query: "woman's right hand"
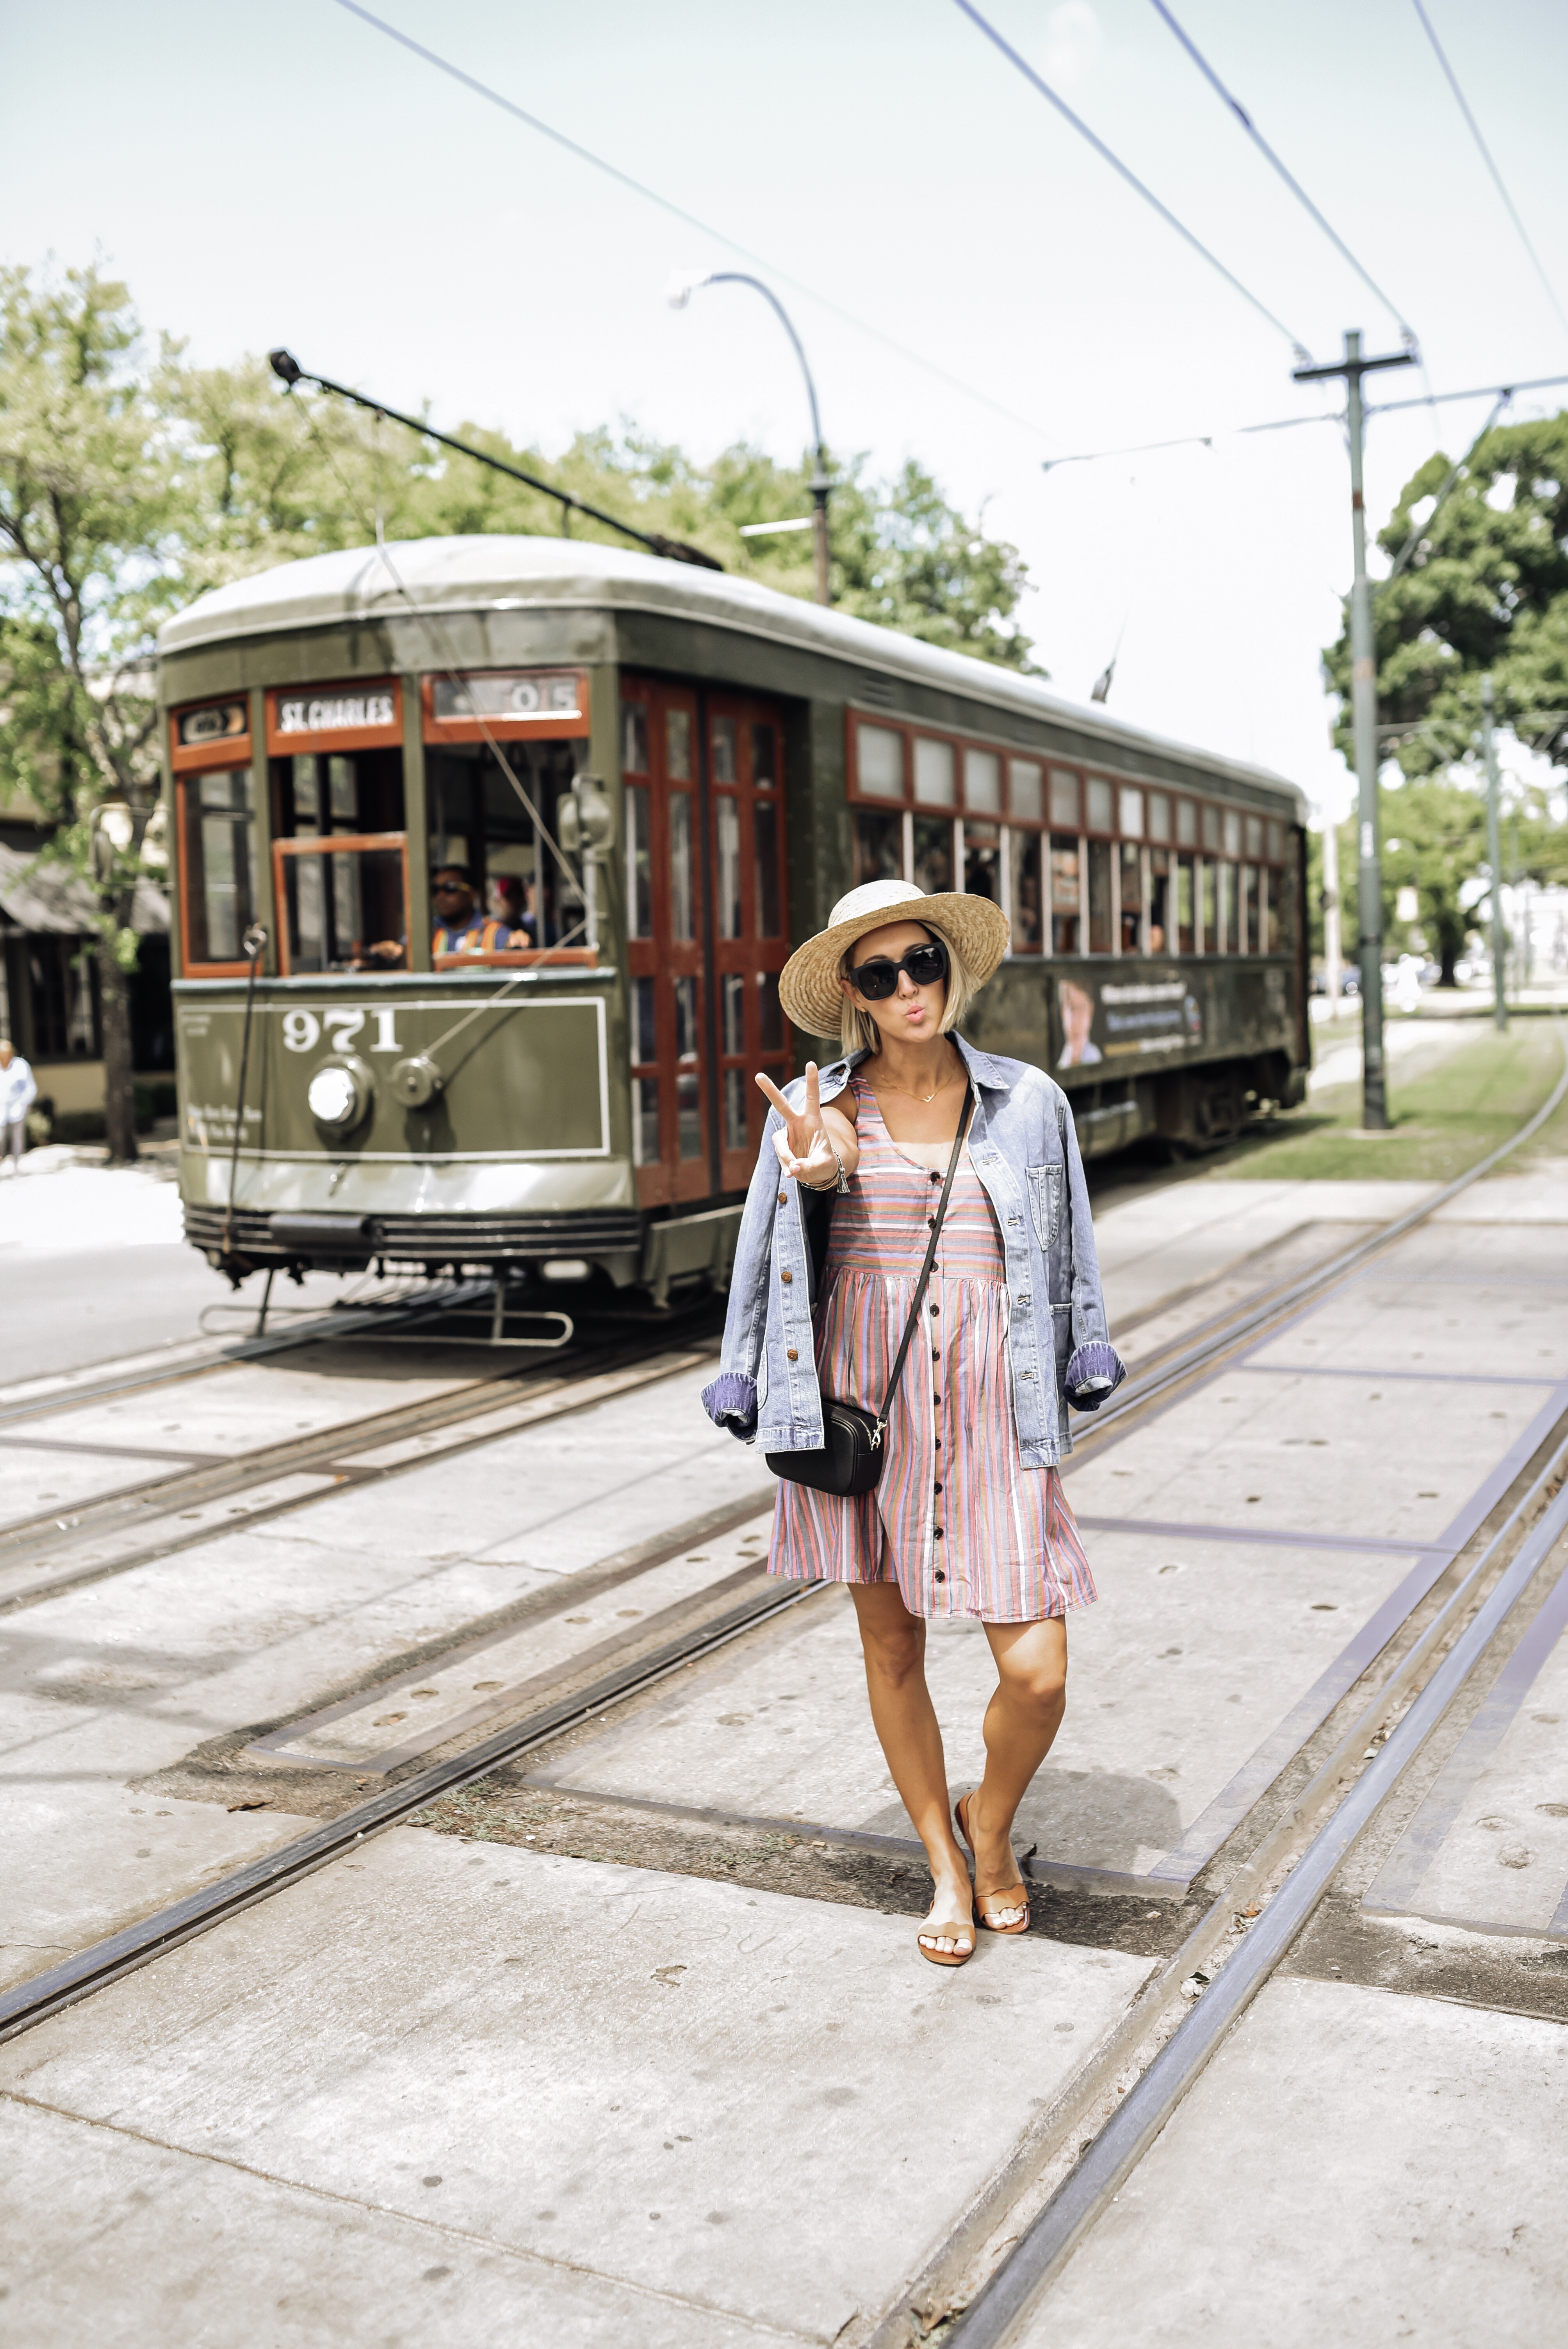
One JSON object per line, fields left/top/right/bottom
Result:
{"left": 756, "top": 1062, "right": 839, "bottom": 1189}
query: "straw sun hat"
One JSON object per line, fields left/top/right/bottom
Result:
{"left": 777, "top": 879, "right": 1010, "bottom": 1041}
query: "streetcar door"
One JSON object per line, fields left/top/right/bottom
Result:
{"left": 620, "top": 679, "right": 790, "bottom": 1207}
{"left": 707, "top": 695, "right": 789, "bottom": 1193}
{"left": 621, "top": 682, "right": 708, "bottom": 1207}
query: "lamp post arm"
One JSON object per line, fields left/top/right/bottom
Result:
{"left": 706, "top": 273, "right": 825, "bottom": 462}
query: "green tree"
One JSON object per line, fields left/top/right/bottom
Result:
{"left": 0, "top": 263, "right": 177, "bottom": 1160}
{"left": 1320, "top": 413, "right": 1568, "bottom": 977}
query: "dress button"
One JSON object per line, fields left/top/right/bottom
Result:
{"left": 928, "top": 1216, "right": 937, "bottom": 1230}
{"left": 929, "top": 1171, "right": 942, "bottom": 1185}
{"left": 931, "top": 1346, "right": 940, "bottom": 1361}
{"left": 934, "top": 1482, "right": 943, "bottom": 1495}
{"left": 778, "top": 1192, "right": 787, "bottom": 1205}
{"left": 935, "top": 1569, "right": 946, "bottom": 1583}
{"left": 786, "top": 1347, "right": 798, "bottom": 1361}
{"left": 934, "top": 1526, "right": 944, "bottom": 1540}
{"left": 929, "top": 1301, "right": 939, "bottom": 1315}
{"left": 780, "top": 1269, "right": 792, "bottom": 1283}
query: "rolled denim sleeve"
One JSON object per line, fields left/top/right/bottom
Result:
{"left": 1058, "top": 1090, "right": 1126, "bottom": 1410}
{"left": 701, "top": 1108, "right": 784, "bottom": 1440}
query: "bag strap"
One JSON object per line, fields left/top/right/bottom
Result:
{"left": 872, "top": 1085, "right": 976, "bottom": 1446}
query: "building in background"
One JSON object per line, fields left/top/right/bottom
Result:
{"left": 0, "top": 794, "right": 171, "bottom": 1144}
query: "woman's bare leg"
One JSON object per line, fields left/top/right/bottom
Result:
{"left": 964, "top": 1618, "right": 1069, "bottom": 1927}
{"left": 849, "top": 1583, "right": 973, "bottom": 1955}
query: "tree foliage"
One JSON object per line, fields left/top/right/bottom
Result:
{"left": 1319, "top": 412, "right": 1568, "bottom": 977}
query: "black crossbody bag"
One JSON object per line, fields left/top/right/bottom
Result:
{"left": 766, "top": 1088, "right": 975, "bottom": 1498}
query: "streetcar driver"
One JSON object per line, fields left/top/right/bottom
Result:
{"left": 430, "top": 864, "right": 512, "bottom": 957}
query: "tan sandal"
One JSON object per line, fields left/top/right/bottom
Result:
{"left": 954, "top": 1793, "right": 1031, "bottom": 1936}
{"left": 917, "top": 1915, "right": 975, "bottom": 1967}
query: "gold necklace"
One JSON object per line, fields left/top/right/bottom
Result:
{"left": 875, "top": 1059, "right": 959, "bottom": 1107}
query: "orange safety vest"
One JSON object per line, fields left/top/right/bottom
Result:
{"left": 432, "top": 916, "right": 509, "bottom": 956}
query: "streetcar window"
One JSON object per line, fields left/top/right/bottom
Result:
{"left": 855, "top": 722, "right": 905, "bottom": 800}
{"left": 275, "top": 749, "right": 403, "bottom": 837}
{"left": 1120, "top": 843, "right": 1143, "bottom": 954}
{"left": 1118, "top": 786, "right": 1144, "bottom": 839}
{"left": 1176, "top": 855, "right": 1196, "bottom": 955}
{"left": 1149, "top": 848, "right": 1170, "bottom": 955}
{"left": 751, "top": 722, "right": 777, "bottom": 787}
{"left": 625, "top": 786, "right": 653, "bottom": 937}
{"left": 666, "top": 708, "right": 693, "bottom": 782}
{"left": 964, "top": 749, "right": 1001, "bottom": 814}
{"left": 1147, "top": 791, "right": 1171, "bottom": 845}
{"left": 1266, "top": 820, "right": 1285, "bottom": 864}
{"left": 1201, "top": 803, "right": 1222, "bottom": 854}
{"left": 1087, "top": 839, "right": 1113, "bottom": 952}
{"left": 1245, "top": 814, "right": 1263, "bottom": 859}
{"left": 1175, "top": 797, "right": 1197, "bottom": 850}
{"left": 1223, "top": 808, "right": 1242, "bottom": 859}
{"left": 623, "top": 702, "right": 650, "bottom": 775}
{"left": 1242, "top": 866, "right": 1259, "bottom": 953}
{"left": 1199, "top": 860, "right": 1218, "bottom": 952}
{"left": 278, "top": 843, "right": 406, "bottom": 975}
{"left": 674, "top": 976, "right": 702, "bottom": 1159}
{"left": 1087, "top": 778, "right": 1114, "bottom": 835}
{"left": 964, "top": 822, "right": 1001, "bottom": 904}
{"left": 428, "top": 739, "right": 586, "bottom": 957}
{"left": 632, "top": 1076, "right": 660, "bottom": 1168}
{"left": 716, "top": 797, "right": 743, "bottom": 939}
{"left": 853, "top": 808, "right": 904, "bottom": 886}
{"left": 633, "top": 973, "right": 658, "bottom": 1064}
{"left": 1010, "top": 759, "right": 1044, "bottom": 823}
{"left": 914, "top": 738, "right": 956, "bottom": 809}
{"left": 721, "top": 971, "right": 745, "bottom": 1057}
{"left": 1050, "top": 836, "right": 1081, "bottom": 956}
{"left": 711, "top": 715, "right": 738, "bottom": 784}
{"left": 1223, "top": 863, "right": 1241, "bottom": 952}
{"left": 1010, "top": 829, "right": 1043, "bottom": 953}
{"left": 668, "top": 792, "right": 695, "bottom": 940}
{"left": 1260, "top": 869, "right": 1278, "bottom": 954}
{"left": 754, "top": 800, "right": 781, "bottom": 936}
{"left": 913, "top": 815, "right": 954, "bottom": 894}
{"left": 1048, "top": 768, "right": 1080, "bottom": 829}
{"left": 757, "top": 973, "right": 784, "bottom": 1055}
{"left": 182, "top": 770, "right": 258, "bottom": 968}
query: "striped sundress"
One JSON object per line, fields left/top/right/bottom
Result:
{"left": 770, "top": 1075, "right": 1096, "bottom": 1623}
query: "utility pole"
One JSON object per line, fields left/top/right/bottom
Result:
{"left": 1294, "top": 331, "right": 1415, "bottom": 1128}
{"left": 1320, "top": 809, "right": 1343, "bottom": 1008}
{"left": 1481, "top": 674, "right": 1507, "bottom": 1032}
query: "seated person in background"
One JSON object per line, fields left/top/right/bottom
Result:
{"left": 431, "top": 864, "right": 511, "bottom": 957}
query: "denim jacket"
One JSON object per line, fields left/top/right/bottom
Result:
{"left": 700, "top": 1035, "right": 1125, "bottom": 1466}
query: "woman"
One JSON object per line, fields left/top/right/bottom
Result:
{"left": 702, "top": 878, "right": 1124, "bottom": 1967}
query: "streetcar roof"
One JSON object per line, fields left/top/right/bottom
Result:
{"left": 160, "top": 534, "right": 1305, "bottom": 813}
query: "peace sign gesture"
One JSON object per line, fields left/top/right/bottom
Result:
{"left": 756, "top": 1061, "right": 842, "bottom": 1189}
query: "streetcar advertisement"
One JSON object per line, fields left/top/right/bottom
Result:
{"left": 1056, "top": 971, "right": 1203, "bottom": 1068}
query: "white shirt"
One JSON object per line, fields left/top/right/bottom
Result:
{"left": 1, "top": 1055, "right": 37, "bottom": 1123}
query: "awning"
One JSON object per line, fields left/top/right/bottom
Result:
{"left": 0, "top": 843, "right": 169, "bottom": 936}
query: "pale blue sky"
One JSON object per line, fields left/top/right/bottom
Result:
{"left": 5, "top": 0, "right": 1566, "bottom": 814}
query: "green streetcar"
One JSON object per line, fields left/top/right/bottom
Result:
{"left": 160, "top": 534, "right": 1308, "bottom": 1310}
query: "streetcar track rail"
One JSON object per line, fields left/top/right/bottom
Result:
{"left": 0, "top": 1342, "right": 718, "bottom": 1615}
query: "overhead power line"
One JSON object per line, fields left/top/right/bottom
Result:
{"left": 949, "top": 0, "right": 1313, "bottom": 360}
{"left": 1148, "top": 0, "right": 1417, "bottom": 346}
{"left": 1041, "top": 410, "right": 1340, "bottom": 472}
{"left": 332, "top": 0, "right": 1055, "bottom": 442}
{"left": 1042, "top": 371, "right": 1568, "bottom": 473}
{"left": 1409, "top": 0, "right": 1568, "bottom": 345}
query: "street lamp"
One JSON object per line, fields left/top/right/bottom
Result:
{"left": 667, "top": 271, "right": 834, "bottom": 605}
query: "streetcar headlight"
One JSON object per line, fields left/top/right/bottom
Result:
{"left": 307, "top": 1059, "right": 371, "bottom": 1132}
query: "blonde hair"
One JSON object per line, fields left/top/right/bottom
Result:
{"left": 838, "top": 923, "right": 976, "bottom": 1057}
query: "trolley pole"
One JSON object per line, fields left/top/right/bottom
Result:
{"left": 1294, "top": 330, "right": 1415, "bottom": 1130}
{"left": 1481, "top": 673, "right": 1508, "bottom": 1032}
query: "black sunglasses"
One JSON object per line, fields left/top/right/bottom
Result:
{"left": 432, "top": 880, "right": 470, "bottom": 895}
{"left": 847, "top": 939, "right": 949, "bottom": 1000}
